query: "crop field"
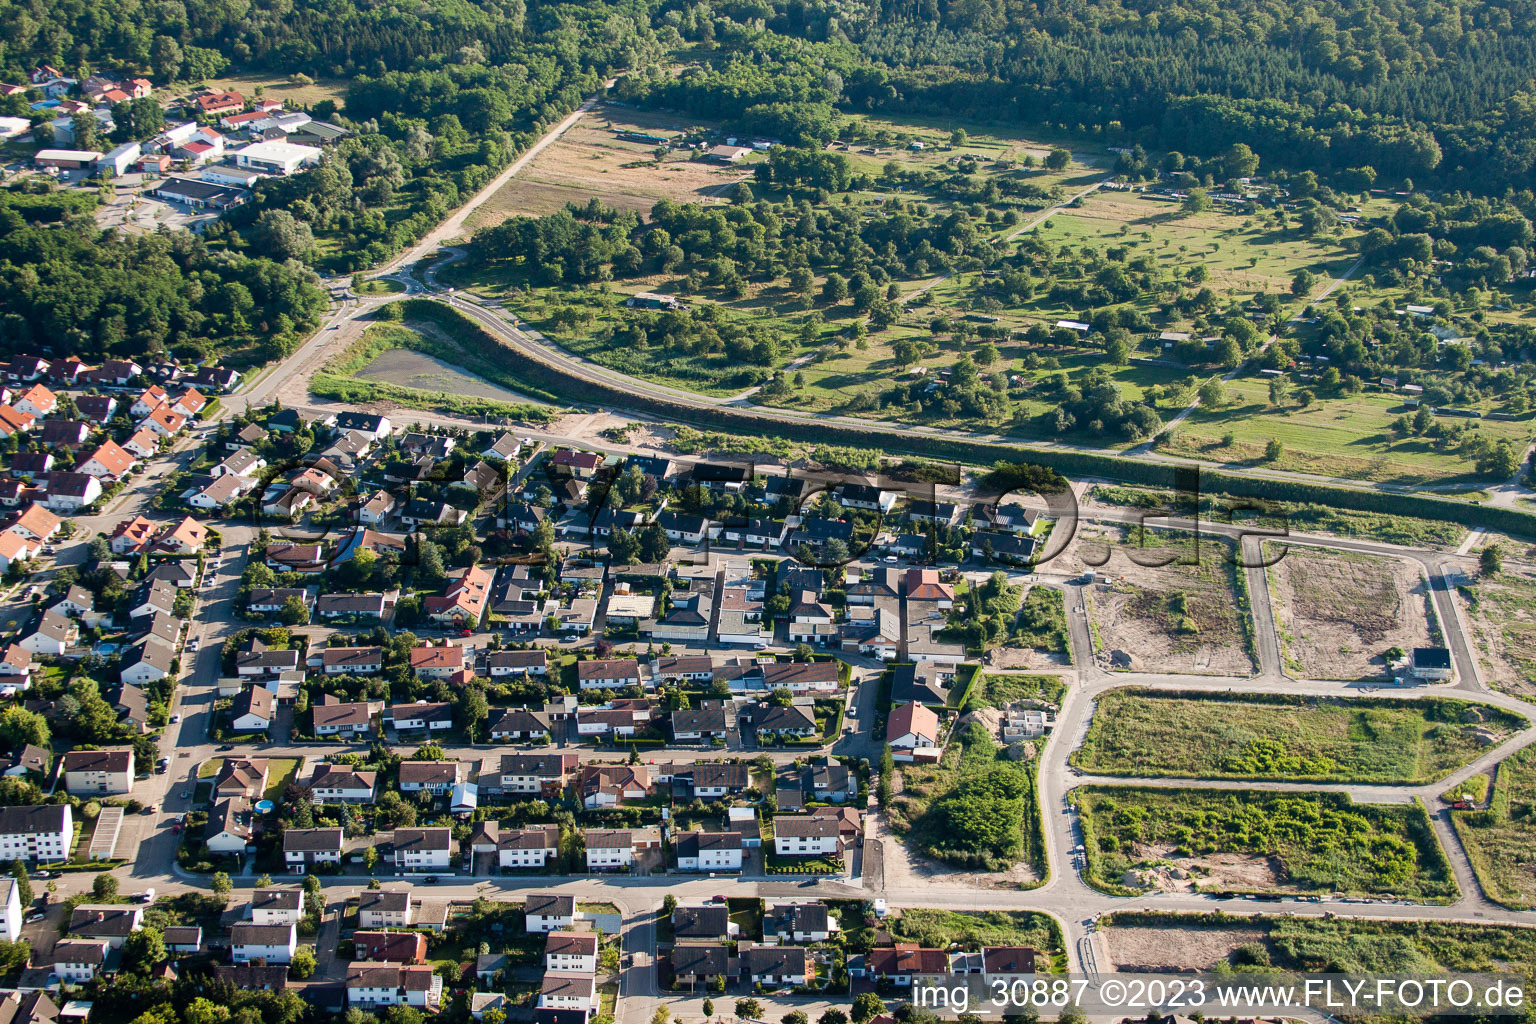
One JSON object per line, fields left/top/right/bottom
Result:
{"left": 1453, "top": 745, "right": 1536, "bottom": 909}
{"left": 1074, "top": 689, "right": 1520, "bottom": 783}
{"left": 1063, "top": 526, "right": 1256, "bottom": 676}
{"left": 1105, "top": 910, "right": 1536, "bottom": 978}
{"left": 1460, "top": 565, "right": 1536, "bottom": 698}
{"left": 1166, "top": 376, "right": 1535, "bottom": 486}
{"left": 466, "top": 104, "right": 753, "bottom": 232}
{"left": 1076, "top": 786, "right": 1458, "bottom": 901}
{"left": 1265, "top": 544, "right": 1434, "bottom": 679}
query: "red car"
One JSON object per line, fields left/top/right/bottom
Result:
{"left": 457, "top": 629, "right": 472, "bottom": 637}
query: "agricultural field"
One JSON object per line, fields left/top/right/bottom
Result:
{"left": 1453, "top": 745, "right": 1536, "bottom": 909}
{"left": 1459, "top": 565, "right": 1536, "bottom": 698}
{"left": 1076, "top": 786, "right": 1458, "bottom": 901}
{"left": 466, "top": 104, "right": 755, "bottom": 232}
{"left": 1105, "top": 911, "right": 1536, "bottom": 978}
{"left": 1074, "top": 689, "right": 1521, "bottom": 783}
{"left": 1064, "top": 526, "right": 1256, "bottom": 676}
{"left": 1264, "top": 543, "right": 1435, "bottom": 679}
{"left": 1165, "top": 375, "right": 1534, "bottom": 486}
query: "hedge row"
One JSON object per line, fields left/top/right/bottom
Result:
{"left": 407, "top": 299, "right": 1536, "bottom": 539}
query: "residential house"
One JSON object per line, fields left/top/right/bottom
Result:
{"left": 354, "top": 931, "right": 429, "bottom": 965}
{"left": 888, "top": 702, "right": 941, "bottom": 757}
{"left": 61, "top": 748, "right": 134, "bottom": 794}
{"left": 677, "top": 762, "right": 748, "bottom": 798}
{"left": 306, "top": 764, "right": 377, "bottom": 804}
{"left": 319, "top": 647, "right": 383, "bottom": 676}
{"left": 742, "top": 945, "right": 808, "bottom": 988}
{"left": 578, "top": 764, "right": 653, "bottom": 808}
{"left": 387, "top": 701, "right": 455, "bottom": 733}
{"left": 584, "top": 827, "right": 660, "bottom": 871}
{"left": 250, "top": 889, "right": 303, "bottom": 927}
{"left": 487, "top": 707, "right": 551, "bottom": 742}
{"left": 766, "top": 902, "right": 834, "bottom": 943}
{"left": 672, "top": 905, "right": 735, "bottom": 941}
{"left": 230, "top": 685, "right": 274, "bottom": 732}
{"left": 869, "top": 944, "right": 949, "bottom": 986}
{"left": 0, "top": 803, "right": 72, "bottom": 861}
{"left": 545, "top": 931, "right": 599, "bottom": 974}
{"left": 497, "top": 824, "right": 560, "bottom": 870}
{"left": 398, "top": 760, "right": 464, "bottom": 795}
{"left": 69, "top": 904, "right": 143, "bottom": 948}
{"left": 773, "top": 816, "right": 843, "bottom": 858}
{"left": 392, "top": 827, "right": 453, "bottom": 871}
{"left": 51, "top": 940, "right": 110, "bottom": 983}
{"left": 576, "top": 658, "right": 642, "bottom": 691}
{"left": 513, "top": 895, "right": 575, "bottom": 938}
{"left": 671, "top": 944, "right": 730, "bottom": 986}
{"left": 669, "top": 702, "right": 732, "bottom": 743}
{"left": 409, "top": 644, "right": 469, "bottom": 680}
{"left": 752, "top": 703, "right": 818, "bottom": 741}
{"left": 316, "top": 593, "right": 387, "bottom": 620}
{"left": 283, "top": 827, "right": 343, "bottom": 872}
{"left": 230, "top": 927, "right": 296, "bottom": 964}
{"left": 675, "top": 830, "right": 744, "bottom": 872}
{"left": 358, "top": 890, "right": 414, "bottom": 929}
{"left": 346, "top": 963, "right": 442, "bottom": 1010}
{"left": 43, "top": 472, "right": 101, "bottom": 512}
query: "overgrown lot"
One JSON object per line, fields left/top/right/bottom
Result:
{"left": 1076, "top": 786, "right": 1458, "bottom": 901}
{"left": 887, "top": 721, "right": 1043, "bottom": 874}
{"left": 1453, "top": 745, "right": 1536, "bottom": 909}
{"left": 1074, "top": 689, "right": 1521, "bottom": 783}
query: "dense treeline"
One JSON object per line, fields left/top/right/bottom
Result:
{"left": 617, "top": 0, "right": 1536, "bottom": 194}
{"left": 472, "top": 188, "right": 1005, "bottom": 290}
{"left": 0, "top": 0, "right": 652, "bottom": 84}
{"left": 0, "top": 196, "right": 326, "bottom": 364}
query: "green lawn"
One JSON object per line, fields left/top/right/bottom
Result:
{"left": 1074, "top": 689, "right": 1523, "bottom": 783}
{"left": 1077, "top": 786, "right": 1458, "bottom": 901}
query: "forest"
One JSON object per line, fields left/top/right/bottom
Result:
{"left": 620, "top": 0, "right": 1536, "bottom": 195}
{"left": 0, "top": 193, "right": 327, "bottom": 365}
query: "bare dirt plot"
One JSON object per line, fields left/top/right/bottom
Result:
{"left": 1058, "top": 525, "right": 1256, "bottom": 676}
{"left": 1106, "top": 922, "right": 1266, "bottom": 972}
{"left": 466, "top": 105, "right": 750, "bottom": 231}
{"left": 1459, "top": 562, "right": 1536, "bottom": 698}
{"left": 1121, "top": 843, "right": 1284, "bottom": 893}
{"left": 357, "top": 348, "right": 529, "bottom": 403}
{"left": 1265, "top": 544, "right": 1432, "bottom": 680}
